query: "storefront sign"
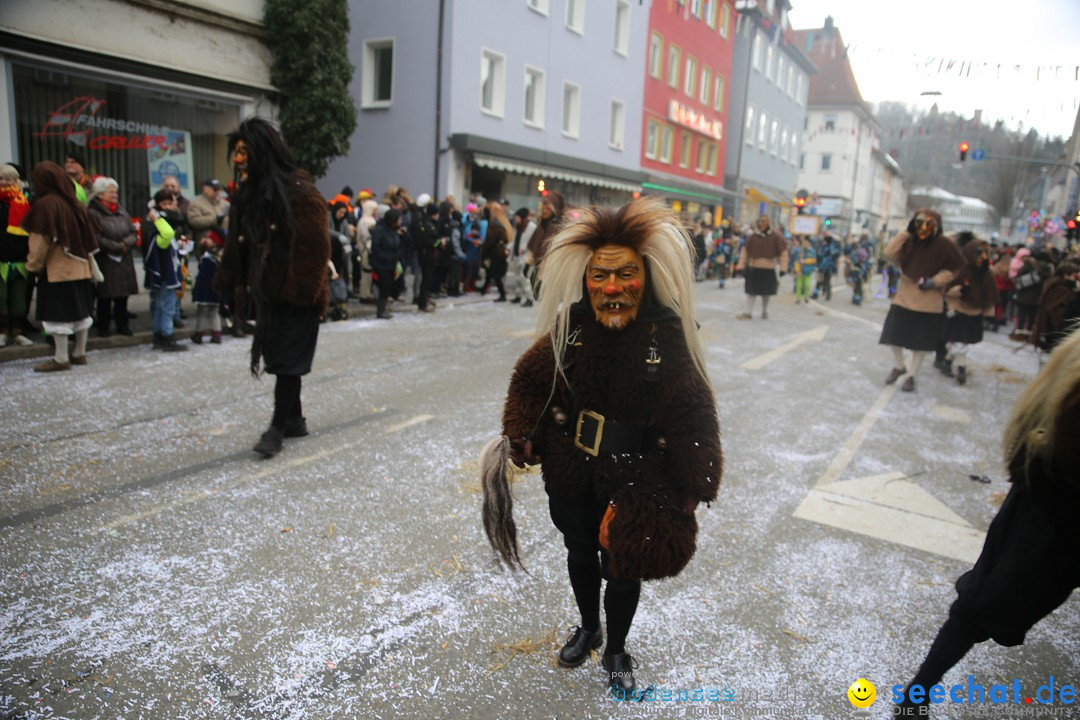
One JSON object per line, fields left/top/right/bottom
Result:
{"left": 36, "top": 96, "right": 172, "bottom": 151}
{"left": 667, "top": 100, "right": 722, "bottom": 140}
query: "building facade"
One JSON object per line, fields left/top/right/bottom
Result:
{"left": 909, "top": 186, "right": 998, "bottom": 238}
{"left": 723, "top": 0, "right": 814, "bottom": 230}
{"left": 322, "top": 0, "right": 650, "bottom": 210}
{"left": 1, "top": 0, "right": 275, "bottom": 212}
{"left": 639, "top": 0, "right": 736, "bottom": 221}
{"left": 794, "top": 18, "right": 907, "bottom": 239}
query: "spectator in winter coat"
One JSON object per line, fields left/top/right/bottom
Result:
{"left": 143, "top": 189, "right": 188, "bottom": 353}
{"left": 356, "top": 199, "right": 378, "bottom": 301}
{"left": 506, "top": 207, "right": 536, "bottom": 306}
{"left": 87, "top": 177, "right": 138, "bottom": 337}
{"left": 370, "top": 209, "right": 403, "bottom": 320}
{"left": 480, "top": 202, "right": 512, "bottom": 302}
{"left": 0, "top": 164, "right": 34, "bottom": 346}
{"left": 1013, "top": 250, "right": 1052, "bottom": 336}
{"left": 186, "top": 178, "right": 230, "bottom": 244}
{"left": 23, "top": 161, "right": 99, "bottom": 371}
{"left": 328, "top": 201, "right": 355, "bottom": 293}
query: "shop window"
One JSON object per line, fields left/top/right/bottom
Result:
{"left": 481, "top": 48, "right": 506, "bottom": 117}
{"left": 524, "top": 66, "right": 545, "bottom": 128}
{"left": 12, "top": 62, "right": 239, "bottom": 215}
{"left": 362, "top": 38, "right": 394, "bottom": 108}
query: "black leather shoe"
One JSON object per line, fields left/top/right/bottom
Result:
{"left": 602, "top": 651, "right": 638, "bottom": 697}
{"left": 254, "top": 427, "right": 284, "bottom": 457}
{"left": 557, "top": 626, "right": 603, "bottom": 668}
{"left": 283, "top": 416, "right": 309, "bottom": 438}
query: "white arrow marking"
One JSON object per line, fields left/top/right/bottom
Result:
{"left": 931, "top": 403, "right": 971, "bottom": 424}
{"left": 815, "top": 384, "right": 898, "bottom": 488}
{"left": 794, "top": 471, "right": 985, "bottom": 563}
{"left": 739, "top": 325, "right": 829, "bottom": 370}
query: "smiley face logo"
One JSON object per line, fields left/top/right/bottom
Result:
{"left": 847, "top": 678, "right": 876, "bottom": 708}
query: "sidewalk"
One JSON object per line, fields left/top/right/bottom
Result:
{"left": 0, "top": 277, "right": 495, "bottom": 364}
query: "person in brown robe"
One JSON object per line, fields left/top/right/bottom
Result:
{"left": 736, "top": 215, "right": 788, "bottom": 320}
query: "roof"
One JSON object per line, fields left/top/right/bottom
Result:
{"left": 792, "top": 24, "right": 871, "bottom": 115}
{"left": 910, "top": 186, "right": 995, "bottom": 210}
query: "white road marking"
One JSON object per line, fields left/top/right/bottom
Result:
{"left": 105, "top": 437, "right": 368, "bottom": 530}
{"left": 794, "top": 471, "right": 985, "bottom": 563}
{"left": 814, "top": 384, "right": 898, "bottom": 488}
{"left": 739, "top": 326, "right": 829, "bottom": 370}
{"left": 806, "top": 299, "right": 883, "bottom": 331}
{"left": 931, "top": 403, "right": 972, "bottom": 424}
{"left": 385, "top": 414, "right": 435, "bottom": 434}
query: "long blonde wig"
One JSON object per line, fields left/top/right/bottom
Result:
{"left": 534, "top": 197, "right": 710, "bottom": 388}
{"left": 1003, "top": 326, "right": 1080, "bottom": 482}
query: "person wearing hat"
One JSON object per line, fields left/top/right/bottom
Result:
{"left": 186, "top": 179, "right": 230, "bottom": 244}
{"left": 409, "top": 192, "right": 438, "bottom": 312}
{"left": 64, "top": 149, "right": 93, "bottom": 203}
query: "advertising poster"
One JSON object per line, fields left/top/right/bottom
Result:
{"left": 147, "top": 129, "right": 194, "bottom": 198}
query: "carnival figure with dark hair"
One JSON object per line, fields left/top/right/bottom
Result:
{"left": 481, "top": 198, "right": 723, "bottom": 698}
{"left": 879, "top": 209, "right": 964, "bottom": 392}
{"left": 213, "top": 117, "right": 330, "bottom": 457}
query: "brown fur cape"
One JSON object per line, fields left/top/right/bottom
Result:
{"left": 502, "top": 311, "right": 722, "bottom": 580}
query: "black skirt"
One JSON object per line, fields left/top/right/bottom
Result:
{"left": 944, "top": 312, "right": 984, "bottom": 345}
{"left": 879, "top": 304, "right": 942, "bottom": 352}
{"left": 35, "top": 276, "right": 94, "bottom": 323}
{"left": 262, "top": 304, "right": 320, "bottom": 376}
{"left": 744, "top": 267, "right": 778, "bottom": 296}
{"left": 949, "top": 482, "right": 1080, "bottom": 647}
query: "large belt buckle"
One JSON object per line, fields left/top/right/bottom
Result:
{"left": 574, "top": 409, "right": 604, "bottom": 457}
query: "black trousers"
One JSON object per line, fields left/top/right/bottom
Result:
{"left": 97, "top": 296, "right": 130, "bottom": 333}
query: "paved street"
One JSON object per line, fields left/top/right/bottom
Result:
{"left": 1, "top": 276, "right": 1075, "bottom": 720}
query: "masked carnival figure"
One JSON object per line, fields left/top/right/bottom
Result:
{"left": 480, "top": 198, "right": 723, "bottom": 698}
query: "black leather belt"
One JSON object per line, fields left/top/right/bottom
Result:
{"left": 573, "top": 409, "right": 652, "bottom": 457}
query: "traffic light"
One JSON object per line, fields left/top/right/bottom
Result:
{"left": 793, "top": 196, "right": 807, "bottom": 214}
{"left": 958, "top": 141, "right": 969, "bottom": 162}
{"left": 823, "top": 217, "right": 831, "bottom": 228}
{"left": 1067, "top": 219, "right": 1077, "bottom": 242}
{"left": 537, "top": 178, "right": 547, "bottom": 197}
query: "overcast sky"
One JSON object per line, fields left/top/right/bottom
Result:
{"left": 786, "top": 0, "right": 1080, "bottom": 140}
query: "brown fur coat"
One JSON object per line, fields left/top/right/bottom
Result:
{"left": 503, "top": 314, "right": 722, "bottom": 579}
{"left": 213, "top": 171, "right": 330, "bottom": 312}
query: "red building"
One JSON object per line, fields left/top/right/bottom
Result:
{"left": 641, "top": 0, "right": 736, "bottom": 220}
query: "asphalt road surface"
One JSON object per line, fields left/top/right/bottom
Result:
{"left": 2, "top": 277, "right": 1075, "bottom": 720}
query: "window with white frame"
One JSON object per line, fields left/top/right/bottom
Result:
{"left": 527, "top": 0, "right": 549, "bottom": 15}
{"left": 648, "top": 32, "right": 663, "bottom": 78}
{"left": 565, "top": 0, "right": 585, "bottom": 34}
{"left": 751, "top": 33, "right": 761, "bottom": 70}
{"left": 679, "top": 132, "right": 691, "bottom": 168}
{"left": 765, "top": 44, "right": 775, "bottom": 83}
{"left": 719, "top": 2, "right": 730, "bottom": 38}
{"left": 825, "top": 114, "right": 836, "bottom": 132}
{"left": 695, "top": 141, "right": 709, "bottom": 173}
{"left": 700, "top": 66, "right": 711, "bottom": 105}
{"left": 795, "top": 72, "right": 803, "bottom": 104}
{"left": 713, "top": 74, "right": 725, "bottom": 112}
{"left": 799, "top": 153, "right": 805, "bottom": 170}
{"left": 660, "top": 125, "right": 674, "bottom": 163}
{"left": 787, "top": 65, "right": 795, "bottom": 96}
{"left": 705, "top": 0, "right": 716, "bottom": 28}
{"left": 614, "top": 1, "right": 631, "bottom": 55}
{"left": 684, "top": 56, "right": 697, "bottom": 97}
{"left": 707, "top": 142, "right": 717, "bottom": 175}
{"left": 691, "top": 0, "right": 702, "bottom": 18}
{"left": 562, "top": 81, "right": 581, "bottom": 137}
{"left": 770, "top": 119, "right": 778, "bottom": 155}
{"left": 776, "top": 55, "right": 785, "bottom": 87}
{"left": 789, "top": 134, "right": 799, "bottom": 165}
{"left": 480, "top": 49, "right": 506, "bottom": 116}
{"left": 780, "top": 126, "right": 788, "bottom": 160}
{"left": 757, "top": 111, "right": 767, "bottom": 149}
{"left": 821, "top": 153, "right": 832, "bottom": 171}
{"left": 362, "top": 38, "right": 395, "bottom": 108}
{"left": 609, "top": 99, "right": 625, "bottom": 149}
{"left": 745, "top": 104, "right": 755, "bottom": 144}
{"left": 667, "top": 45, "right": 681, "bottom": 87}
{"left": 523, "top": 66, "right": 545, "bottom": 127}
{"left": 645, "top": 118, "right": 660, "bottom": 159}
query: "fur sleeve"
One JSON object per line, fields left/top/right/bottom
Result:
{"left": 502, "top": 335, "right": 556, "bottom": 445}
{"left": 659, "top": 327, "right": 723, "bottom": 505}
{"left": 282, "top": 175, "right": 331, "bottom": 311}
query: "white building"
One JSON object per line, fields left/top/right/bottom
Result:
{"left": 1, "top": 0, "right": 276, "bottom": 211}
{"left": 909, "top": 186, "right": 998, "bottom": 239}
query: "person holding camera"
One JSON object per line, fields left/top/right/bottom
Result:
{"left": 879, "top": 209, "right": 964, "bottom": 392}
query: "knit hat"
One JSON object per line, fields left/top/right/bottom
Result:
{"left": 65, "top": 148, "right": 87, "bottom": 169}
